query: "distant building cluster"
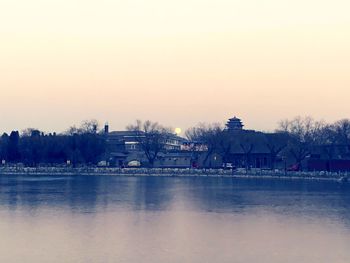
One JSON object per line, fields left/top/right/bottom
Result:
{"left": 1, "top": 116, "right": 350, "bottom": 172}
{"left": 103, "top": 116, "right": 350, "bottom": 172}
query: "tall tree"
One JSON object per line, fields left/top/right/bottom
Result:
{"left": 264, "top": 132, "right": 288, "bottom": 170}
{"left": 127, "top": 120, "right": 172, "bottom": 167}
{"left": 185, "top": 123, "right": 224, "bottom": 168}
{"left": 277, "top": 116, "right": 325, "bottom": 171}
{"left": 7, "top": 131, "right": 20, "bottom": 162}
{"left": 20, "top": 129, "right": 43, "bottom": 166}
{"left": 0, "top": 133, "right": 9, "bottom": 162}
{"left": 332, "top": 119, "right": 350, "bottom": 146}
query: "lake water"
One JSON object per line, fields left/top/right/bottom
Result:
{"left": 0, "top": 175, "right": 349, "bottom": 263}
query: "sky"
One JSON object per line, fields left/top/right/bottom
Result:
{"left": 1, "top": 0, "right": 349, "bottom": 134}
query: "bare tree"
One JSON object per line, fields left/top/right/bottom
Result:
{"left": 80, "top": 119, "right": 99, "bottom": 134}
{"left": 277, "top": 116, "right": 325, "bottom": 171}
{"left": 264, "top": 132, "right": 288, "bottom": 170}
{"left": 185, "top": 123, "right": 222, "bottom": 141}
{"left": 127, "top": 120, "right": 172, "bottom": 167}
{"left": 66, "top": 119, "right": 100, "bottom": 135}
{"left": 332, "top": 119, "right": 350, "bottom": 146}
{"left": 185, "top": 123, "right": 224, "bottom": 168}
{"left": 234, "top": 132, "right": 257, "bottom": 172}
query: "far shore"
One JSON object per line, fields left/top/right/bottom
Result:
{"left": 0, "top": 166, "right": 348, "bottom": 182}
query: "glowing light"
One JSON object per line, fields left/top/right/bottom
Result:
{"left": 175, "top": 128, "right": 182, "bottom": 135}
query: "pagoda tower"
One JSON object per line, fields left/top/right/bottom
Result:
{"left": 226, "top": 116, "right": 244, "bottom": 131}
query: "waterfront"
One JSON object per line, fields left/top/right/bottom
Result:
{"left": 0, "top": 175, "right": 349, "bottom": 263}
{"left": 0, "top": 166, "right": 347, "bottom": 181}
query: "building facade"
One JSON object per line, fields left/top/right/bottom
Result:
{"left": 105, "top": 128, "right": 189, "bottom": 167}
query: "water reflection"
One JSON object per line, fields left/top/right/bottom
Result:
{"left": 0, "top": 176, "right": 350, "bottom": 217}
{"left": 0, "top": 175, "right": 349, "bottom": 263}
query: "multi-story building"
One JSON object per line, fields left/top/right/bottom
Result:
{"left": 226, "top": 116, "right": 244, "bottom": 131}
{"left": 105, "top": 126, "right": 188, "bottom": 166}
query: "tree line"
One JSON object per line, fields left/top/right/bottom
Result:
{"left": 0, "top": 120, "right": 106, "bottom": 167}
{"left": 1, "top": 117, "right": 350, "bottom": 170}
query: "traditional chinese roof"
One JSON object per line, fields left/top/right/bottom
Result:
{"left": 226, "top": 116, "right": 244, "bottom": 131}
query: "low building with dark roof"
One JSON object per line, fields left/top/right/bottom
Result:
{"left": 105, "top": 128, "right": 189, "bottom": 167}
{"left": 306, "top": 144, "right": 350, "bottom": 172}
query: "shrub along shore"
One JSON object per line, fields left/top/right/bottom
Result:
{"left": 0, "top": 166, "right": 347, "bottom": 181}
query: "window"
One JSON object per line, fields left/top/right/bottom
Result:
{"left": 130, "top": 144, "right": 136, "bottom": 150}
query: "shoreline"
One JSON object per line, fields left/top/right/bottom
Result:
{"left": 0, "top": 167, "right": 347, "bottom": 182}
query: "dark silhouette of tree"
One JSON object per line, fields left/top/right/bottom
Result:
{"left": 277, "top": 116, "right": 325, "bottom": 171}
{"left": 64, "top": 120, "right": 106, "bottom": 166}
{"left": 264, "top": 132, "right": 288, "bottom": 169}
{"left": 66, "top": 119, "right": 100, "bottom": 135}
{"left": 0, "top": 120, "right": 106, "bottom": 166}
{"left": 235, "top": 132, "right": 256, "bottom": 171}
{"left": 20, "top": 129, "right": 43, "bottom": 166}
{"left": 185, "top": 123, "right": 224, "bottom": 168}
{"left": 127, "top": 120, "right": 172, "bottom": 167}
{"left": 43, "top": 134, "right": 68, "bottom": 164}
{"left": 8, "top": 131, "right": 20, "bottom": 162}
{"left": 332, "top": 119, "right": 350, "bottom": 147}
{"left": 79, "top": 133, "right": 106, "bottom": 164}
{"left": 0, "top": 133, "right": 9, "bottom": 161}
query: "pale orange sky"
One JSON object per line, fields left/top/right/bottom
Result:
{"left": 0, "top": 0, "right": 349, "bottom": 134}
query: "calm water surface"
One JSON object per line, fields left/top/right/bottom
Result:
{"left": 0, "top": 175, "right": 349, "bottom": 263}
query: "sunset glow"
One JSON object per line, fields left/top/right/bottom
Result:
{"left": 1, "top": 0, "right": 349, "bottom": 132}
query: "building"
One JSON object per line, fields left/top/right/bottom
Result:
{"left": 104, "top": 117, "right": 287, "bottom": 170}
{"left": 107, "top": 131, "right": 141, "bottom": 153}
{"left": 307, "top": 144, "right": 350, "bottom": 172}
{"left": 105, "top": 127, "right": 189, "bottom": 167}
{"left": 155, "top": 152, "right": 193, "bottom": 168}
{"left": 107, "top": 130, "right": 187, "bottom": 152}
{"left": 226, "top": 116, "right": 244, "bottom": 131}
